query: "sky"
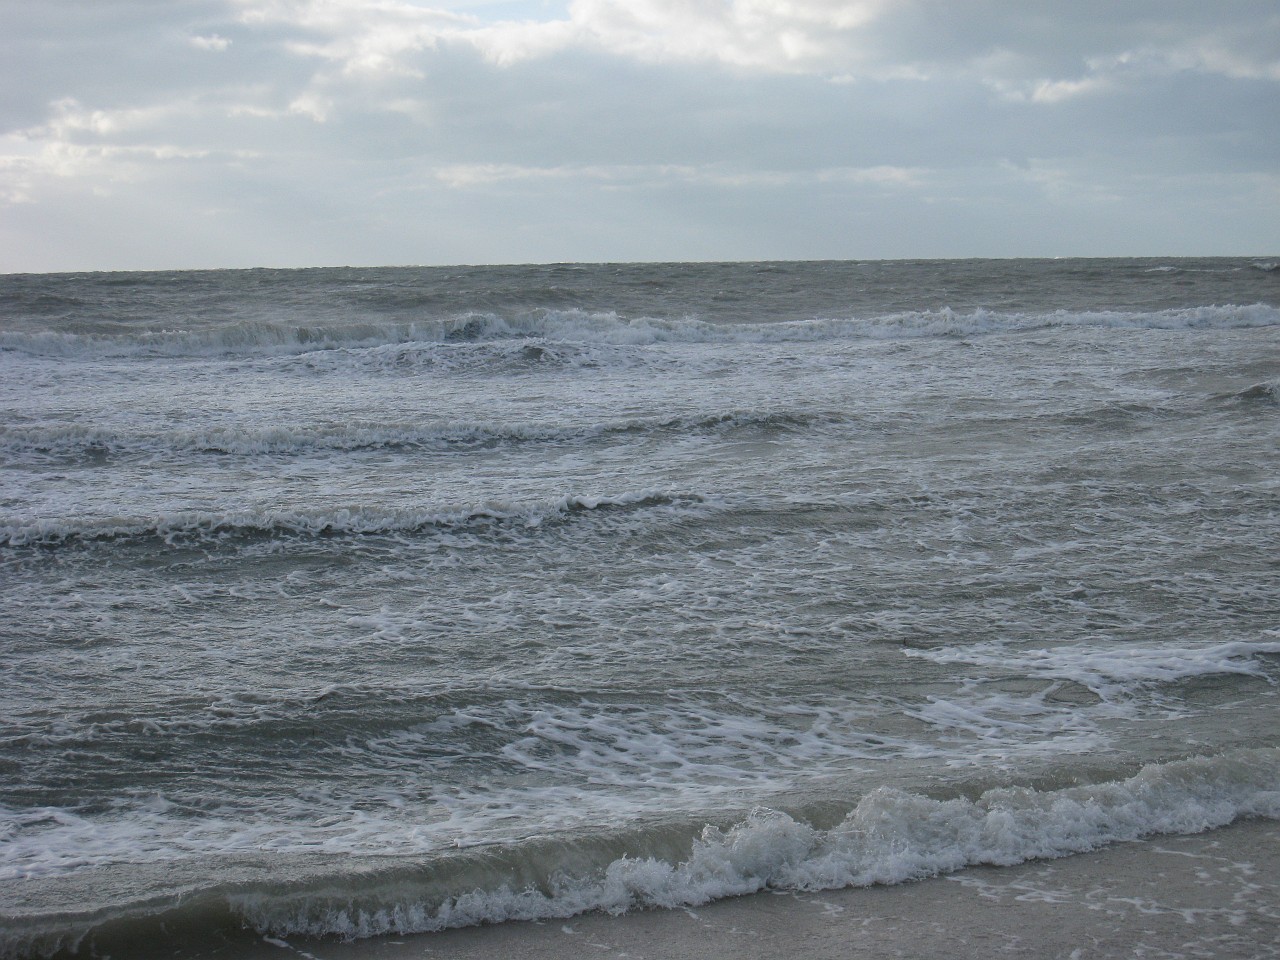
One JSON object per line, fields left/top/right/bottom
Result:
{"left": 2, "top": 0, "right": 1278, "bottom": 271}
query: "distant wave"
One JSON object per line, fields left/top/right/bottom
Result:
{"left": 1214, "top": 379, "right": 1279, "bottom": 406}
{"left": 0, "top": 410, "right": 841, "bottom": 461}
{"left": 4, "top": 748, "right": 1277, "bottom": 959}
{"left": 3, "top": 303, "right": 1277, "bottom": 359}
{"left": 0, "top": 490, "right": 703, "bottom": 548}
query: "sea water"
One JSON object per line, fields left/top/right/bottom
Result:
{"left": 1, "top": 258, "right": 1278, "bottom": 957}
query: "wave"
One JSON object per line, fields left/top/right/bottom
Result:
{"left": 15, "top": 635, "right": 1275, "bottom": 880}
{"left": 238, "top": 749, "right": 1280, "bottom": 935}
{"left": 3, "top": 303, "right": 1277, "bottom": 359}
{"left": 1214, "top": 379, "right": 1279, "bottom": 406}
{"left": 0, "top": 410, "right": 840, "bottom": 461}
{"left": 0, "top": 490, "right": 703, "bottom": 548}
{"left": 5, "top": 748, "right": 1278, "bottom": 959}
{"left": 287, "top": 336, "right": 651, "bottom": 374}
{"left": 905, "top": 637, "right": 1280, "bottom": 699}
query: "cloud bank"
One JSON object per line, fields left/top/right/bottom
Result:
{"left": 2, "top": 0, "right": 1277, "bottom": 270}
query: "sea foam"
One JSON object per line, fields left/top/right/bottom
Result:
{"left": 6, "top": 749, "right": 1275, "bottom": 959}
{"left": 226, "top": 749, "right": 1280, "bottom": 940}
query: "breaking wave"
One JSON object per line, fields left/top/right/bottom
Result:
{"left": 6, "top": 749, "right": 1279, "bottom": 959}
{"left": 3, "top": 303, "right": 1277, "bottom": 359}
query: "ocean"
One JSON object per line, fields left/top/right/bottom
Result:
{"left": 2, "top": 258, "right": 1278, "bottom": 958}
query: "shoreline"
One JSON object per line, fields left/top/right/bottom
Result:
{"left": 250, "top": 817, "right": 1280, "bottom": 960}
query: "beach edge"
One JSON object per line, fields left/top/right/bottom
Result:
{"left": 257, "top": 816, "right": 1280, "bottom": 960}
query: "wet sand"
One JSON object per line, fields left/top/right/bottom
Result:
{"left": 260, "top": 817, "right": 1280, "bottom": 960}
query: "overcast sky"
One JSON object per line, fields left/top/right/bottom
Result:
{"left": 2, "top": 0, "right": 1278, "bottom": 271}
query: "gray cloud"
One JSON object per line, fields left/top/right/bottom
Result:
{"left": 2, "top": 0, "right": 1276, "bottom": 270}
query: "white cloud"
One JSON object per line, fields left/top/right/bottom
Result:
{"left": 191, "top": 34, "right": 233, "bottom": 51}
{"left": 232, "top": 0, "right": 893, "bottom": 75}
{"left": 546, "top": 0, "right": 888, "bottom": 73}
{"left": 225, "top": 0, "right": 1280, "bottom": 108}
{"left": 0, "top": 136, "right": 224, "bottom": 205}
{"left": 238, "top": 0, "right": 468, "bottom": 76}
{"left": 1168, "top": 38, "right": 1280, "bottom": 82}
{"left": 0, "top": 96, "right": 261, "bottom": 209}
{"left": 287, "top": 91, "right": 333, "bottom": 121}
{"left": 430, "top": 160, "right": 927, "bottom": 190}
{"left": 979, "top": 30, "right": 1280, "bottom": 106}
{"left": 222, "top": 0, "right": 1280, "bottom": 123}
{"left": 461, "top": 17, "right": 577, "bottom": 65}
{"left": 0, "top": 138, "right": 40, "bottom": 204}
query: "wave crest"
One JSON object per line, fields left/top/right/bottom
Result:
{"left": 0, "top": 490, "right": 701, "bottom": 548}
{"left": 4, "top": 748, "right": 1277, "bottom": 959}
{"left": 4, "top": 303, "right": 1277, "bottom": 359}
{"left": 0, "top": 410, "right": 839, "bottom": 461}
{"left": 237, "top": 747, "right": 1280, "bottom": 935}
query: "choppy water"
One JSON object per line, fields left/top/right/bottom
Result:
{"left": 2, "top": 258, "right": 1279, "bottom": 957}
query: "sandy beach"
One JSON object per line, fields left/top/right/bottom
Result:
{"left": 237, "top": 817, "right": 1280, "bottom": 960}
